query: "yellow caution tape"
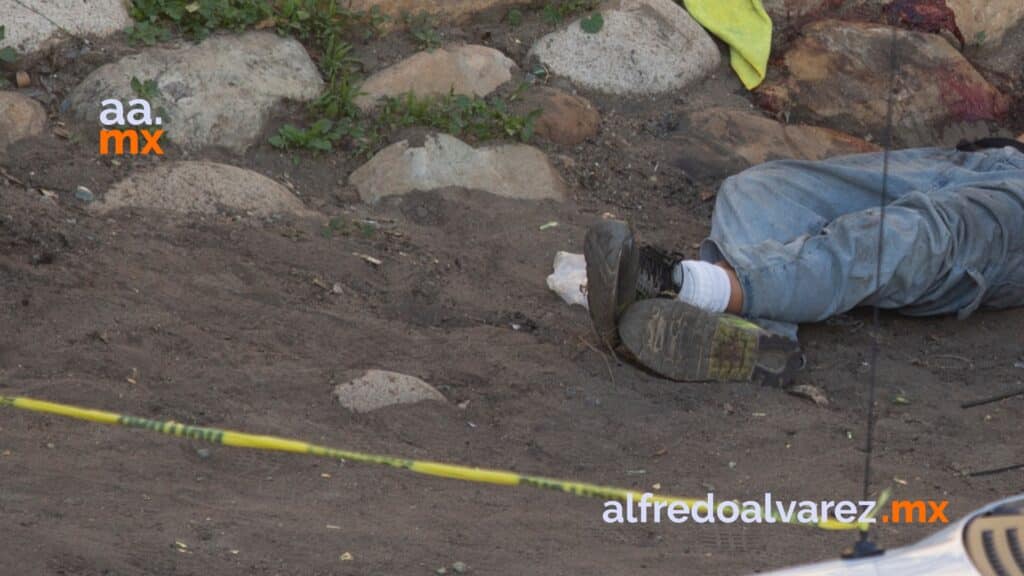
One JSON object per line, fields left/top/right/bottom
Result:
{"left": 0, "top": 395, "right": 886, "bottom": 531}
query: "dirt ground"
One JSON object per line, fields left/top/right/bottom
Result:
{"left": 2, "top": 3, "right": 1023, "bottom": 575}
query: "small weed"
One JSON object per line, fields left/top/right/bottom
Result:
{"left": 269, "top": 119, "right": 343, "bottom": 152}
{"left": 541, "top": 0, "right": 600, "bottom": 26}
{"left": 974, "top": 30, "right": 986, "bottom": 45}
{"left": 0, "top": 25, "right": 17, "bottom": 88}
{"left": 403, "top": 10, "right": 442, "bottom": 51}
{"left": 507, "top": 8, "right": 524, "bottom": 28}
{"left": 130, "top": 76, "right": 161, "bottom": 100}
{"left": 126, "top": 21, "right": 171, "bottom": 45}
{"left": 320, "top": 216, "right": 376, "bottom": 238}
{"left": 580, "top": 12, "right": 604, "bottom": 34}
{"left": 379, "top": 89, "right": 541, "bottom": 143}
{"left": 128, "top": 0, "right": 273, "bottom": 41}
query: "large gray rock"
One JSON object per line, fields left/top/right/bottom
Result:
{"left": 0, "top": 92, "right": 47, "bottom": 160}
{"left": 757, "top": 20, "right": 1009, "bottom": 147}
{"left": 528, "top": 0, "right": 720, "bottom": 95}
{"left": 0, "top": 0, "right": 132, "bottom": 53}
{"left": 333, "top": 370, "right": 446, "bottom": 413}
{"left": 349, "top": 133, "right": 565, "bottom": 203}
{"left": 356, "top": 45, "right": 515, "bottom": 110}
{"left": 67, "top": 32, "right": 323, "bottom": 153}
{"left": 94, "top": 161, "right": 311, "bottom": 217}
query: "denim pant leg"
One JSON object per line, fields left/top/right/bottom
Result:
{"left": 699, "top": 146, "right": 1024, "bottom": 326}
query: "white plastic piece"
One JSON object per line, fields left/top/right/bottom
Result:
{"left": 546, "top": 251, "right": 588, "bottom": 309}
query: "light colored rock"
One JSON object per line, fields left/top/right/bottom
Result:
{"left": 94, "top": 161, "right": 311, "bottom": 217}
{"left": 349, "top": 0, "right": 531, "bottom": 24}
{"left": 757, "top": 20, "right": 1009, "bottom": 147}
{"left": 0, "top": 0, "right": 132, "bottom": 53}
{"left": 333, "top": 369, "right": 446, "bottom": 413}
{"left": 67, "top": 32, "right": 323, "bottom": 153}
{"left": 529, "top": 0, "right": 720, "bottom": 95}
{"left": 0, "top": 92, "right": 47, "bottom": 158}
{"left": 356, "top": 45, "right": 515, "bottom": 111}
{"left": 946, "top": 0, "right": 1024, "bottom": 46}
{"left": 517, "top": 86, "right": 600, "bottom": 146}
{"left": 664, "top": 107, "right": 879, "bottom": 181}
{"left": 350, "top": 133, "right": 565, "bottom": 204}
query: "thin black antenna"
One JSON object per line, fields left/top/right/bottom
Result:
{"left": 847, "top": 23, "right": 899, "bottom": 559}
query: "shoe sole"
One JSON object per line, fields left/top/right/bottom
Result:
{"left": 618, "top": 299, "right": 803, "bottom": 385}
{"left": 584, "top": 220, "right": 639, "bottom": 348}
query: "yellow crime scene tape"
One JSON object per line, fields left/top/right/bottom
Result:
{"left": 0, "top": 394, "right": 887, "bottom": 531}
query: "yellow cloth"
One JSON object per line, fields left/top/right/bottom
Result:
{"left": 682, "top": 0, "right": 773, "bottom": 90}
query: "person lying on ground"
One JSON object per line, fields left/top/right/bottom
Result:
{"left": 584, "top": 135, "right": 1024, "bottom": 386}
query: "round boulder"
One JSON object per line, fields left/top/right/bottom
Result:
{"left": 0, "top": 92, "right": 47, "bottom": 159}
{"left": 94, "top": 161, "right": 311, "bottom": 217}
{"left": 528, "top": 0, "right": 721, "bottom": 95}
{"left": 66, "top": 32, "right": 323, "bottom": 153}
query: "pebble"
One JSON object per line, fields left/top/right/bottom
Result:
{"left": 74, "top": 186, "right": 94, "bottom": 204}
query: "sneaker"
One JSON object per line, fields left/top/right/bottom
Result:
{"left": 584, "top": 221, "right": 684, "bottom": 347}
{"left": 584, "top": 220, "right": 639, "bottom": 347}
{"left": 617, "top": 299, "right": 804, "bottom": 385}
{"left": 638, "top": 245, "right": 682, "bottom": 299}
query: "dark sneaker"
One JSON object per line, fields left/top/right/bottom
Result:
{"left": 618, "top": 299, "right": 804, "bottom": 386}
{"left": 638, "top": 245, "right": 682, "bottom": 299}
{"left": 584, "top": 220, "right": 639, "bottom": 347}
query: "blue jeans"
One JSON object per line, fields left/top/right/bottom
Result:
{"left": 699, "top": 146, "right": 1024, "bottom": 338}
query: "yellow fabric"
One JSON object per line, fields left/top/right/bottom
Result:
{"left": 682, "top": 0, "right": 773, "bottom": 90}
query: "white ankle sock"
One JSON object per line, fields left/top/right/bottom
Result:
{"left": 675, "top": 260, "right": 731, "bottom": 313}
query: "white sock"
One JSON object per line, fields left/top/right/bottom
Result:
{"left": 675, "top": 260, "right": 731, "bottom": 313}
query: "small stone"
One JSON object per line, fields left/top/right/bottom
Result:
{"left": 517, "top": 86, "right": 599, "bottom": 146}
{"left": 15, "top": 71, "right": 31, "bottom": 88}
{"left": 0, "top": 92, "right": 47, "bottom": 158}
{"left": 452, "top": 561, "right": 468, "bottom": 573}
{"left": 786, "top": 384, "right": 829, "bottom": 407}
{"left": 196, "top": 448, "right": 211, "bottom": 459}
{"left": 74, "top": 186, "right": 94, "bottom": 204}
{"left": 356, "top": 45, "right": 515, "bottom": 110}
{"left": 333, "top": 369, "right": 447, "bottom": 413}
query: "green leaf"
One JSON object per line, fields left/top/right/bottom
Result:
{"left": 507, "top": 8, "right": 523, "bottom": 27}
{"left": 580, "top": 12, "right": 604, "bottom": 34}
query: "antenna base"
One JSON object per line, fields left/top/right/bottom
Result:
{"left": 841, "top": 538, "right": 885, "bottom": 560}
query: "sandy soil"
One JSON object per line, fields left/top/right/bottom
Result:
{"left": 1, "top": 3, "right": 1022, "bottom": 575}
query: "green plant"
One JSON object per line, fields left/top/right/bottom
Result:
{"left": 320, "top": 216, "right": 377, "bottom": 238}
{"left": 130, "top": 76, "right": 161, "bottom": 100}
{"left": 541, "top": 0, "right": 600, "bottom": 26}
{"left": 126, "top": 21, "right": 171, "bottom": 44}
{"left": 0, "top": 25, "right": 16, "bottom": 88}
{"left": 403, "top": 10, "right": 442, "bottom": 51}
{"left": 378, "top": 90, "right": 542, "bottom": 143}
{"left": 580, "top": 12, "right": 604, "bottom": 34}
{"left": 507, "top": 8, "right": 523, "bottom": 27}
{"left": 269, "top": 119, "right": 344, "bottom": 152}
{"left": 129, "top": 0, "right": 274, "bottom": 41}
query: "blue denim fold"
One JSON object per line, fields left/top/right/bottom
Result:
{"left": 698, "top": 146, "right": 1024, "bottom": 338}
